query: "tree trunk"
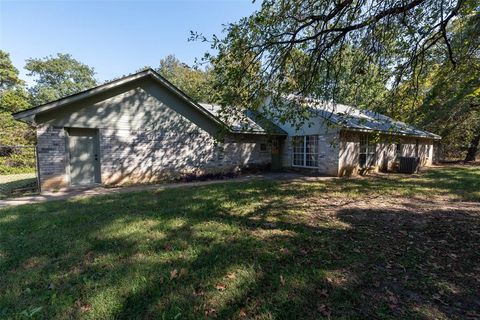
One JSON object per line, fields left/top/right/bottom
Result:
{"left": 465, "top": 133, "right": 480, "bottom": 162}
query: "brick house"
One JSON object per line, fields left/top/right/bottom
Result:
{"left": 13, "top": 69, "right": 440, "bottom": 190}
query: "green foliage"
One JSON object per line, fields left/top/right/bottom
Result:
{"left": 0, "top": 173, "right": 36, "bottom": 199}
{"left": 0, "top": 51, "right": 35, "bottom": 174}
{"left": 0, "top": 161, "right": 36, "bottom": 175}
{"left": 0, "top": 50, "right": 24, "bottom": 92}
{"left": 1, "top": 52, "right": 98, "bottom": 174}
{"left": 196, "top": 0, "right": 468, "bottom": 119}
{"left": 382, "top": 12, "right": 480, "bottom": 159}
{"left": 0, "top": 87, "right": 30, "bottom": 113}
{"left": 25, "top": 53, "right": 97, "bottom": 105}
{"left": 157, "top": 55, "right": 214, "bottom": 103}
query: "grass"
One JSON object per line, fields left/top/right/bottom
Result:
{"left": 0, "top": 173, "right": 37, "bottom": 200}
{"left": 0, "top": 165, "right": 479, "bottom": 319}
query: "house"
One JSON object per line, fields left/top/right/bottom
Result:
{"left": 13, "top": 69, "right": 440, "bottom": 190}
{"left": 268, "top": 97, "right": 441, "bottom": 176}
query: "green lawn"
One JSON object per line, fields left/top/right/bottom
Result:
{"left": 0, "top": 166, "right": 479, "bottom": 319}
{"left": 0, "top": 173, "right": 37, "bottom": 200}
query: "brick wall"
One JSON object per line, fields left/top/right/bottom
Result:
{"left": 36, "top": 125, "right": 68, "bottom": 189}
{"left": 36, "top": 125, "right": 271, "bottom": 189}
{"left": 97, "top": 128, "right": 271, "bottom": 185}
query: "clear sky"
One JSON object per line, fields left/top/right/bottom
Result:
{"left": 0, "top": 0, "right": 260, "bottom": 85}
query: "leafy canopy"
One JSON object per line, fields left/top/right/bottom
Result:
{"left": 156, "top": 55, "right": 213, "bottom": 103}
{"left": 25, "top": 53, "right": 97, "bottom": 105}
{"left": 0, "top": 50, "right": 24, "bottom": 92}
{"left": 0, "top": 50, "right": 34, "bottom": 172}
{"left": 194, "top": 0, "right": 477, "bottom": 122}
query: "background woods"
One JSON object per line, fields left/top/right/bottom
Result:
{"left": 194, "top": 0, "right": 479, "bottom": 161}
{"left": 1, "top": 0, "right": 479, "bottom": 175}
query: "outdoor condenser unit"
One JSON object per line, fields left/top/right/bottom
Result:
{"left": 399, "top": 156, "right": 420, "bottom": 174}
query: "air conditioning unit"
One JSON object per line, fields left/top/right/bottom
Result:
{"left": 399, "top": 157, "right": 420, "bottom": 174}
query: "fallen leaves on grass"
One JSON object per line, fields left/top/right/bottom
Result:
{"left": 170, "top": 268, "right": 188, "bottom": 280}
{"left": 317, "top": 303, "right": 331, "bottom": 318}
{"left": 215, "top": 283, "right": 227, "bottom": 291}
{"left": 225, "top": 272, "right": 236, "bottom": 280}
{"left": 193, "top": 288, "right": 205, "bottom": 297}
{"left": 239, "top": 308, "right": 247, "bottom": 317}
{"left": 317, "top": 288, "right": 329, "bottom": 299}
{"left": 204, "top": 306, "right": 216, "bottom": 317}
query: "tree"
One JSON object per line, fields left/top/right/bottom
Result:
{"left": 385, "top": 11, "right": 480, "bottom": 161}
{"left": 157, "top": 55, "right": 214, "bottom": 103}
{"left": 194, "top": 0, "right": 478, "bottom": 125}
{"left": 0, "top": 50, "right": 24, "bottom": 92}
{"left": 0, "top": 50, "right": 35, "bottom": 173}
{"left": 25, "top": 53, "right": 97, "bottom": 105}
{"left": 0, "top": 50, "right": 30, "bottom": 114}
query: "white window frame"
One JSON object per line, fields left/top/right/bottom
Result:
{"left": 292, "top": 135, "right": 319, "bottom": 168}
{"left": 396, "top": 143, "right": 402, "bottom": 160}
{"left": 359, "top": 135, "right": 376, "bottom": 168}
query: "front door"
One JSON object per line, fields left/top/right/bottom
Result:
{"left": 68, "top": 128, "right": 99, "bottom": 186}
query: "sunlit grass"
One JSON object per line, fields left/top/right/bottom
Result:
{"left": 0, "top": 166, "right": 479, "bottom": 319}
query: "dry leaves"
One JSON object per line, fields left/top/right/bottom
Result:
{"left": 215, "top": 283, "right": 227, "bottom": 291}
{"left": 204, "top": 306, "right": 216, "bottom": 317}
{"left": 239, "top": 308, "right": 247, "bottom": 317}
{"left": 193, "top": 288, "right": 205, "bottom": 297}
{"left": 226, "top": 272, "right": 236, "bottom": 280}
{"left": 170, "top": 268, "right": 188, "bottom": 280}
{"left": 317, "top": 288, "right": 329, "bottom": 299}
{"left": 317, "top": 303, "right": 331, "bottom": 318}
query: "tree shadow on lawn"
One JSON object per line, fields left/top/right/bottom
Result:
{"left": 0, "top": 179, "right": 479, "bottom": 319}
{"left": 333, "top": 167, "right": 480, "bottom": 202}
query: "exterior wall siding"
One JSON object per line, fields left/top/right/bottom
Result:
{"left": 338, "top": 131, "right": 360, "bottom": 176}
{"left": 338, "top": 130, "right": 435, "bottom": 176}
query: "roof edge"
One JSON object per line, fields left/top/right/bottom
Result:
{"left": 12, "top": 69, "right": 286, "bottom": 136}
{"left": 13, "top": 69, "right": 152, "bottom": 121}
{"left": 340, "top": 127, "right": 442, "bottom": 140}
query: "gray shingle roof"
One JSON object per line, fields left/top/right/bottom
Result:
{"left": 304, "top": 99, "right": 441, "bottom": 139}
{"left": 199, "top": 103, "right": 287, "bottom": 135}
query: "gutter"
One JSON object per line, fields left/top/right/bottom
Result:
{"left": 340, "top": 127, "right": 442, "bottom": 140}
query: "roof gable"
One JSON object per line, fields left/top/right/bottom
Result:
{"left": 13, "top": 69, "right": 226, "bottom": 129}
{"left": 14, "top": 69, "right": 285, "bottom": 136}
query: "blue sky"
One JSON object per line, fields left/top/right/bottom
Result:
{"left": 0, "top": 0, "right": 260, "bottom": 85}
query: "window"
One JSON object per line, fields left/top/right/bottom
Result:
{"left": 292, "top": 135, "right": 319, "bottom": 167}
{"left": 260, "top": 143, "right": 267, "bottom": 152}
{"left": 396, "top": 143, "right": 402, "bottom": 159}
{"left": 359, "top": 135, "right": 376, "bottom": 168}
